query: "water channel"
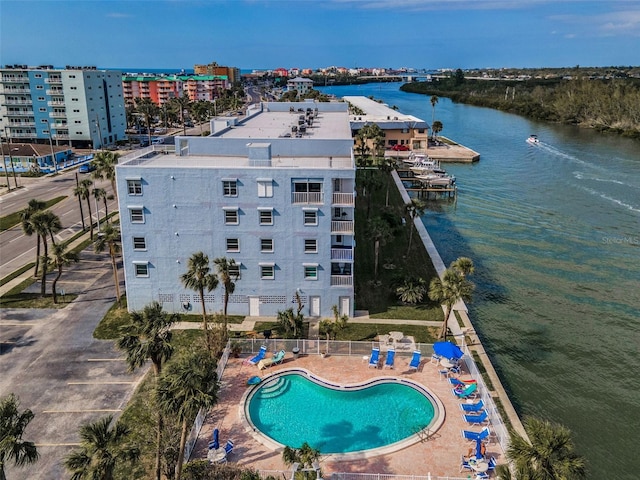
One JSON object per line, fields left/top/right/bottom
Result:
{"left": 319, "top": 82, "right": 640, "bottom": 479}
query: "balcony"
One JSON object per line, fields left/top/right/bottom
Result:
{"left": 330, "top": 220, "right": 354, "bottom": 234}
{"left": 49, "top": 112, "right": 67, "bottom": 118}
{"left": 52, "top": 133, "right": 69, "bottom": 140}
{"left": 44, "top": 77, "right": 63, "bottom": 84}
{"left": 2, "top": 99, "right": 32, "bottom": 105}
{"left": 1, "top": 88, "right": 31, "bottom": 94}
{"left": 331, "top": 275, "right": 353, "bottom": 286}
{"left": 47, "top": 100, "right": 65, "bottom": 106}
{"left": 46, "top": 89, "right": 63, "bottom": 96}
{"left": 51, "top": 122, "right": 68, "bottom": 128}
{"left": 331, "top": 247, "right": 353, "bottom": 261}
{"left": 9, "top": 121, "right": 35, "bottom": 127}
{"left": 332, "top": 192, "right": 355, "bottom": 206}
{"left": 1, "top": 77, "right": 28, "bottom": 83}
{"left": 6, "top": 111, "right": 34, "bottom": 117}
{"left": 11, "top": 132, "right": 37, "bottom": 138}
{"left": 291, "top": 192, "right": 324, "bottom": 204}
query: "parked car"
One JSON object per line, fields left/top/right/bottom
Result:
{"left": 391, "top": 144, "right": 410, "bottom": 151}
{"left": 78, "top": 163, "right": 96, "bottom": 173}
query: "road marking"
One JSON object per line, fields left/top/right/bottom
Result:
{"left": 67, "top": 381, "right": 135, "bottom": 385}
{"left": 42, "top": 409, "right": 123, "bottom": 413}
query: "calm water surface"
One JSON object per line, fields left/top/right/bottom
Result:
{"left": 320, "top": 83, "right": 640, "bottom": 479}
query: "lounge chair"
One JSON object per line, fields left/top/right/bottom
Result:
{"left": 430, "top": 353, "right": 442, "bottom": 364}
{"left": 246, "top": 345, "right": 267, "bottom": 365}
{"left": 463, "top": 410, "right": 489, "bottom": 425}
{"left": 460, "top": 454, "right": 474, "bottom": 473}
{"left": 449, "top": 377, "right": 477, "bottom": 387}
{"left": 487, "top": 456, "right": 497, "bottom": 471}
{"left": 368, "top": 347, "right": 380, "bottom": 368}
{"left": 453, "top": 382, "right": 478, "bottom": 399}
{"left": 475, "top": 473, "right": 489, "bottom": 480}
{"left": 409, "top": 350, "right": 421, "bottom": 371}
{"left": 460, "top": 399, "right": 485, "bottom": 413}
{"left": 462, "top": 426, "right": 490, "bottom": 442}
{"left": 257, "top": 350, "right": 286, "bottom": 370}
{"left": 224, "top": 439, "right": 234, "bottom": 455}
{"left": 383, "top": 348, "right": 395, "bottom": 369}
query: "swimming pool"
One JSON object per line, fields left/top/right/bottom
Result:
{"left": 243, "top": 369, "right": 444, "bottom": 456}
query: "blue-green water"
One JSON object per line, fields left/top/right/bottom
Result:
{"left": 320, "top": 83, "right": 640, "bottom": 479}
{"left": 247, "top": 374, "right": 436, "bottom": 453}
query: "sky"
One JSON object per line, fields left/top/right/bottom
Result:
{"left": 1, "top": 0, "right": 639, "bottom": 71}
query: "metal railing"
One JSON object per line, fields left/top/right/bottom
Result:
{"left": 292, "top": 192, "right": 324, "bottom": 204}
{"left": 330, "top": 220, "right": 354, "bottom": 234}
{"left": 331, "top": 248, "right": 354, "bottom": 261}
{"left": 330, "top": 275, "right": 353, "bottom": 286}
{"left": 332, "top": 192, "right": 355, "bottom": 205}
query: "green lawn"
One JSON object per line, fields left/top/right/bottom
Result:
{"left": 0, "top": 195, "right": 67, "bottom": 232}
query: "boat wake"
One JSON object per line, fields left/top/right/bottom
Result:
{"left": 573, "top": 184, "right": 640, "bottom": 214}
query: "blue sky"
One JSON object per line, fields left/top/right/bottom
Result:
{"left": 1, "top": 0, "right": 639, "bottom": 70}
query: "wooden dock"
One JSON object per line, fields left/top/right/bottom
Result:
{"left": 426, "top": 138, "right": 480, "bottom": 163}
{"left": 397, "top": 168, "right": 457, "bottom": 199}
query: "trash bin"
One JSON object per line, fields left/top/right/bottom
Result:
{"left": 292, "top": 347, "right": 300, "bottom": 359}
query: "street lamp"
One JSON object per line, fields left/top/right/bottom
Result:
{"left": 44, "top": 119, "right": 58, "bottom": 174}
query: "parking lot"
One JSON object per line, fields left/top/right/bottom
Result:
{"left": 0, "top": 249, "right": 145, "bottom": 479}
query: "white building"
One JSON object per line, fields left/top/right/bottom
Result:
{"left": 115, "top": 100, "right": 355, "bottom": 319}
{"left": 286, "top": 77, "right": 314, "bottom": 95}
{"left": 0, "top": 65, "right": 126, "bottom": 150}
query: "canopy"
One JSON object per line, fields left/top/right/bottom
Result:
{"left": 212, "top": 428, "right": 219, "bottom": 450}
{"left": 433, "top": 341, "right": 463, "bottom": 360}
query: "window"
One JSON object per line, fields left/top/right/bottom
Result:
{"left": 259, "top": 209, "right": 273, "bottom": 225}
{"left": 304, "top": 239, "right": 317, "bottom": 253}
{"left": 229, "top": 263, "right": 240, "bottom": 279}
{"left": 133, "top": 237, "right": 146, "bottom": 250}
{"left": 224, "top": 209, "right": 239, "bottom": 225}
{"left": 222, "top": 180, "right": 237, "bottom": 197}
{"left": 261, "top": 238, "right": 274, "bottom": 252}
{"left": 130, "top": 208, "right": 144, "bottom": 223}
{"left": 127, "top": 179, "right": 142, "bottom": 195}
{"left": 304, "top": 210, "right": 318, "bottom": 226}
{"left": 226, "top": 238, "right": 239, "bottom": 252}
{"left": 257, "top": 179, "right": 273, "bottom": 197}
{"left": 134, "top": 263, "right": 149, "bottom": 277}
{"left": 260, "top": 265, "right": 275, "bottom": 279}
{"left": 304, "top": 265, "right": 318, "bottom": 280}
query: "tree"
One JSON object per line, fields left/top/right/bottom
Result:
{"left": 367, "top": 216, "right": 393, "bottom": 279}
{"left": 376, "top": 156, "right": 396, "bottom": 207}
{"left": 396, "top": 277, "right": 427, "bottom": 305}
{"left": 156, "top": 350, "right": 219, "bottom": 480}
{"left": 51, "top": 242, "right": 79, "bottom": 304}
{"left": 432, "top": 120, "right": 443, "bottom": 141}
{"left": 282, "top": 442, "right": 321, "bottom": 479}
{"left": 64, "top": 415, "right": 140, "bottom": 480}
{"left": 170, "top": 94, "right": 192, "bottom": 136}
{"left": 0, "top": 393, "right": 38, "bottom": 480}
{"left": 213, "top": 257, "right": 238, "bottom": 330}
{"left": 191, "top": 101, "right": 213, "bottom": 135}
{"left": 92, "top": 151, "right": 119, "bottom": 198}
{"left": 430, "top": 95, "right": 439, "bottom": 126}
{"left": 30, "top": 210, "right": 62, "bottom": 297}
{"left": 498, "top": 417, "right": 587, "bottom": 480}
{"left": 74, "top": 178, "right": 94, "bottom": 240}
{"left": 117, "top": 301, "right": 177, "bottom": 480}
{"left": 451, "top": 256, "right": 475, "bottom": 277}
{"left": 135, "top": 97, "right": 159, "bottom": 146}
{"left": 94, "top": 223, "right": 122, "bottom": 308}
{"left": 404, "top": 198, "right": 427, "bottom": 255}
{"left": 180, "top": 252, "right": 219, "bottom": 352}
{"left": 276, "top": 307, "right": 304, "bottom": 339}
{"left": 20, "top": 199, "right": 45, "bottom": 278}
{"left": 428, "top": 259, "right": 475, "bottom": 340}
{"left": 92, "top": 187, "right": 107, "bottom": 226}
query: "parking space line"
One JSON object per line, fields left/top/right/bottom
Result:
{"left": 42, "top": 409, "right": 122, "bottom": 413}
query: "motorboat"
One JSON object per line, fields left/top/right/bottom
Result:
{"left": 403, "top": 152, "right": 430, "bottom": 165}
{"left": 526, "top": 134, "right": 539, "bottom": 144}
{"left": 409, "top": 158, "right": 441, "bottom": 175}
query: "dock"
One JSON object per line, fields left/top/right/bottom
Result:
{"left": 397, "top": 168, "right": 457, "bottom": 199}
{"left": 426, "top": 137, "right": 480, "bottom": 163}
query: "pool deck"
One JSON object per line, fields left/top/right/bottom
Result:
{"left": 192, "top": 353, "right": 503, "bottom": 477}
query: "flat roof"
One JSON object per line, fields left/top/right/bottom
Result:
{"left": 343, "top": 96, "right": 428, "bottom": 128}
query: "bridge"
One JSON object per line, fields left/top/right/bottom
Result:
{"left": 357, "top": 74, "right": 434, "bottom": 83}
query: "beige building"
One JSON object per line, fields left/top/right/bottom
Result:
{"left": 194, "top": 62, "right": 241, "bottom": 84}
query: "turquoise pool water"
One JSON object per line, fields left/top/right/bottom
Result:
{"left": 246, "top": 373, "right": 437, "bottom": 453}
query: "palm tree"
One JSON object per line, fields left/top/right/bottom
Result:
{"left": 92, "top": 151, "right": 119, "bottom": 198}
{"left": 156, "top": 350, "right": 219, "bottom": 480}
{"left": 30, "top": 210, "right": 61, "bottom": 297}
{"left": 92, "top": 187, "right": 107, "bottom": 226}
{"left": 396, "top": 277, "right": 427, "bottom": 305}
{"left": 74, "top": 178, "right": 94, "bottom": 240}
{"left": 0, "top": 393, "right": 38, "bottom": 480}
{"left": 51, "top": 243, "right": 79, "bottom": 304}
{"left": 94, "top": 223, "right": 122, "bottom": 308}
{"left": 20, "top": 198, "right": 45, "bottom": 278}
{"left": 500, "top": 417, "right": 587, "bottom": 480}
{"left": 367, "top": 216, "right": 393, "bottom": 279}
{"left": 430, "top": 95, "right": 439, "bottom": 127}
{"left": 432, "top": 120, "right": 443, "bottom": 141}
{"left": 405, "top": 198, "right": 427, "bottom": 255}
{"left": 118, "top": 301, "right": 177, "bottom": 480}
{"left": 451, "top": 256, "right": 475, "bottom": 277}
{"left": 428, "top": 261, "right": 475, "bottom": 340}
{"left": 180, "top": 252, "right": 218, "bottom": 352}
{"left": 135, "top": 97, "right": 159, "bottom": 146}
{"left": 376, "top": 156, "right": 396, "bottom": 207}
{"left": 276, "top": 307, "right": 303, "bottom": 339}
{"left": 213, "top": 257, "right": 238, "bottom": 330}
{"left": 282, "top": 442, "right": 321, "bottom": 479}
{"left": 64, "top": 415, "right": 140, "bottom": 480}
{"left": 170, "top": 94, "right": 192, "bottom": 135}
{"left": 191, "top": 100, "right": 212, "bottom": 135}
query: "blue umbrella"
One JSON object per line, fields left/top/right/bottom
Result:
{"left": 433, "top": 341, "right": 464, "bottom": 360}
{"left": 475, "top": 437, "right": 484, "bottom": 459}
{"left": 212, "top": 428, "right": 219, "bottom": 450}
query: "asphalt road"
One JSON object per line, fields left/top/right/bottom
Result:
{"left": 0, "top": 169, "right": 119, "bottom": 280}
{"left": 0, "top": 247, "right": 144, "bottom": 479}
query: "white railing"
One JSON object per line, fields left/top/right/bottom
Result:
{"left": 10, "top": 132, "right": 36, "bottom": 138}
{"left": 49, "top": 112, "right": 66, "bottom": 118}
{"left": 6, "top": 111, "right": 33, "bottom": 116}
{"left": 332, "top": 192, "right": 355, "bottom": 205}
{"left": 8, "top": 121, "right": 34, "bottom": 127}
{"left": 52, "top": 134, "right": 69, "bottom": 140}
{"left": 44, "top": 77, "right": 62, "bottom": 84}
{"left": 47, "top": 100, "right": 65, "bottom": 106}
{"left": 331, "top": 274, "right": 353, "bottom": 286}
{"left": 331, "top": 220, "right": 354, "bottom": 234}
{"left": 3, "top": 99, "right": 32, "bottom": 105}
{"left": 292, "top": 192, "right": 324, "bottom": 204}
{"left": 0, "top": 77, "right": 29, "bottom": 83}
{"left": 331, "top": 248, "right": 353, "bottom": 261}
{"left": 46, "top": 89, "right": 63, "bottom": 96}
{"left": 0, "top": 88, "right": 31, "bottom": 94}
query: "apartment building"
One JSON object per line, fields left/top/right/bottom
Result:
{"left": 115, "top": 101, "right": 355, "bottom": 318}
{"left": 344, "top": 95, "right": 429, "bottom": 151}
{"left": 122, "top": 75, "right": 228, "bottom": 105}
{"left": 0, "top": 65, "right": 126, "bottom": 149}
{"left": 194, "top": 62, "right": 241, "bottom": 85}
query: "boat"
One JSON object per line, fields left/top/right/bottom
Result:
{"left": 409, "top": 158, "right": 441, "bottom": 175}
{"left": 526, "top": 134, "right": 539, "bottom": 144}
{"left": 403, "top": 152, "right": 430, "bottom": 165}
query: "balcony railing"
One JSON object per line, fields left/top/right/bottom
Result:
{"left": 51, "top": 122, "right": 68, "bottom": 128}
{"left": 332, "top": 192, "right": 355, "bottom": 206}
{"left": 1, "top": 77, "right": 29, "bottom": 83}
{"left": 291, "top": 192, "right": 324, "bottom": 204}
{"left": 331, "top": 275, "right": 353, "bottom": 286}
{"left": 52, "top": 133, "right": 69, "bottom": 140}
{"left": 8, "top": 121, "right": 35, "bottom": 127}
{"left": 49, "top": 112, "right": 66, "bottom": 118}
{"left": 331, "top": 220, "right": 354, "bottom": 234}
{"left": 331, "top": 248, "right": 354, "bottom": 261}
{"left": 2, "top": 99, "right": 32, "bottom": 105}
{"left": 11, "top": 132, "right": 36, "bottom": 138}
{"left": 47, "top": 100, "right": 65, "bottom": 106}
{"left": 1, "top": 88, "right": 31, "bottom": 94}
{"left": 46, "top": 89, "right": 63, "bottom": 95}
{"left": 44, "top": 77, "right": 63, "bottom": 84}
{"left": 6, "top": 111, "right": 34, "bottom": 117}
